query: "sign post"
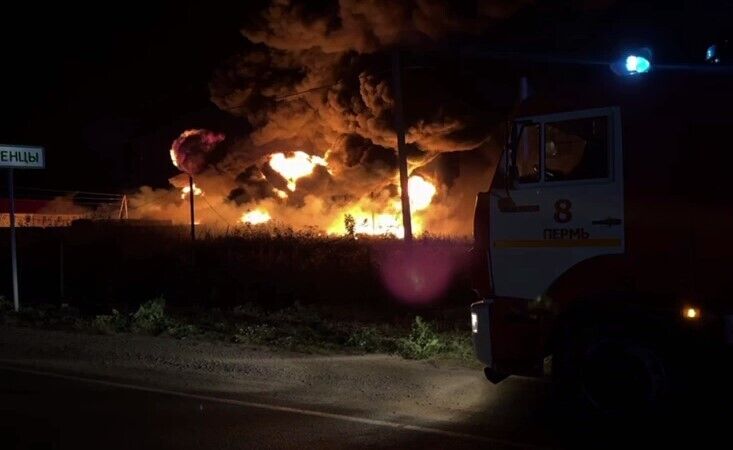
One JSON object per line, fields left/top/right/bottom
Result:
{"left": 0, "top": 145, "right": 45, "bottom": 312}
{"left": 189, "top": 174, "right": 195, "bottom": 241}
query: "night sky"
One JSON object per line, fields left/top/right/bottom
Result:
{"left": 0, "top": 1, "right": 258, "bottom": 194}
{"left": 0, "top": 0, "right": 730, "bottom": 197}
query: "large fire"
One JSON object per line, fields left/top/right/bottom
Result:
{"left": 269, "top": 151, "right": 328, "bottom": 191}
{"left": 180, "top": 183, "right": 203, "bottom": 200}
{"left": 405, "top": 175, "right": 436, "bottom": 212}
{"left": 241, "top": 209, "right": 271, "bottom": 225}
{"left": 326, "top": 174, "right": 436, "bottom": 238}
{"left": 163, "top": 128, "right": 440, "bottom": 238}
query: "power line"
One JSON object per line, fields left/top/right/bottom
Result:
{"left": 126, "top": 189, "right": 173, "bottom": 209}
{"left": 219, "top": 83, "right": 338, "bottom": 111}
{"left": 201, "top": 195, "right": 234, "bottom": 228}
{"left": 15, "top": 186, "right": 124, "bottom": 198}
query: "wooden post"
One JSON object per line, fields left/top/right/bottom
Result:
{"left": 391, "top": 49, "right": 413, "bottom": 241}
{"left": 189, "top": 174, "right": 196, "bottom": 241}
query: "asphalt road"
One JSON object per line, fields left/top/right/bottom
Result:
{"left": 0, "top": 366, "right": 548, "bottom": 450}
{"left": 2, "top": 365, "right": 733, "bottom": 450}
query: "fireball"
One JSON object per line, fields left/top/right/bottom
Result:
{"left": 269, "top": 151, "right": 327, "bottom": 191}
{"left": 169, "top": 129, "right": 225, "bottom": 175}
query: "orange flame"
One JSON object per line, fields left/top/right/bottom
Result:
{"left": 272, "top": 188, "right": 289, "bottom": 199}
{"left": 180, "top": 183, "right": 203, "bottom": 200}
{"left": 269, "top": 151, "right": 327, "bottom": 191}
{"left": 241, "top": 209, "right": 271, "bottom": 225}
{"left": 328, "top": 175, "right": 437, "bottom": 238}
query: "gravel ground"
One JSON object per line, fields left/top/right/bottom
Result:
{"left": 0, "top": 325, "right": 517, "bottom": 426}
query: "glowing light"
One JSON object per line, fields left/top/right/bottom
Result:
{"left": 273, "top": 188, "right": 289, "bottom": 199}
{"left": 406, "top": 175, "right": 437, "bottom": 211}
{"left": 706, "top": 44, "right": 720, "bottom": 64}
{"left": 327, "top": 176, "right": 436, "bottom": 238}
{"left": 624, "top": 55, "right": 650, "bottom": 74}
{"left": 269, "top": 151, "right": 327, "bottom": 191}
{"left": 180, "top": 183, "right": 203, "bottom": 199}
{"left": 241, "top": 209, "right": 271, "bottom": 225}
{"left": 169, "top": 129, "right": 224, "bottom": 174}
{"left": 169, "top": 148, "right": 179, "bottom": 168}
{"left": 683, "top": 307, "right": 700, "bottom": 320}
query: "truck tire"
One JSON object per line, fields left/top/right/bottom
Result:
{"left": 553, "top": 322, "right": 670, "bottom": 417}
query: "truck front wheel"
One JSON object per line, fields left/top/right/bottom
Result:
{"left": 553, "top": 323, "right": 670, "bottom": 416}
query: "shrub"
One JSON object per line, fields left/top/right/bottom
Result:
{"left": 440, "top": 334, "right": 474, "bottom": 361}
{"left": 91, "top": 309, "right": 128, "bottom": 334}
{"left": 346, "top": 326, "right": 388, "bottom": 352}
{"left": 344, "top": 214, "right": 355, "bottom": 237}
{"left": 233, "top": 324, "right": 277, "bottom": 345}
{"left": 396, "top": 316, "right": 444, "bottom": 359}
{"left": 166, "top": 321, "right": 199, "bottom": 339}
{"left": 0, "top": 296, "right": 13, "bottom": 315}
{"left": 131, "top": 297, "right": 168, "bottom": 335}
{"left": 232, "top": 303, "right": 265, "bottom": 319}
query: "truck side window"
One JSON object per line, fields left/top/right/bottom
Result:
{"left": 516, "top": 123, "right": 540, "bottom": 183}
{"left": 545, "top": 117, "right": 608, "bottom": 181}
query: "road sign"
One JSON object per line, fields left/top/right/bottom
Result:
{"left": 1, "top": 144, "right": 45, "bottom": 312}
{"left": 0, "top": 145, "right": 45, "bottom": 169}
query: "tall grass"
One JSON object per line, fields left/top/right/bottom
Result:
{"left": 0, "top": 226, "right": 473, "bottom": 322}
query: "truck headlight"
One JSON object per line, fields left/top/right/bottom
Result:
{"left": 471, "top": 311, "right": 479, "bottom": 333}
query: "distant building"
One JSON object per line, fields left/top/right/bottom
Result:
{"left": 0, "top": 199, "right": 87, "bottom": 227}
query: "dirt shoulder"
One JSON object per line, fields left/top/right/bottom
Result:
{"left": 0, "top": 325, "right": 497, "bottom": 425}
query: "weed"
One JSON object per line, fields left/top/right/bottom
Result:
{"left": 397, "top": 316, "right": 444, "bottom": 359}
{"left": 131, "top": 297, "right": 168, "bottom": 335}
{"left": 233, "top": 324, "right": 277, "bottom": 345}
{"left": 91, "top": 309, "right": 128, "bottom": 334}
{"left": 232, "top": 303, "right": 265, "bottom": 319}
{"left": 165, "top": 321, "right": 199, "bottom": 339}
{"left": 0, "top": 296, "right": 12, "bottom": 314}
{"left": 346, "top": 326, "right": 389, "bottom": 352}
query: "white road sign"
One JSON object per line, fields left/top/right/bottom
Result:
{"left": 0, "top": 145, "right": 45, "bottom": 169}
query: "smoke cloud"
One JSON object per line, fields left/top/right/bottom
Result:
{"left": 132, "top": 0, "right": 534, "bottom": 235}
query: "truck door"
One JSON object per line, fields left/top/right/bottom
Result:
{"left": 490, "top": 107, "right": 624, "bottom": 300}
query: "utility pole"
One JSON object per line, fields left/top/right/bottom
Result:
{"left": 391, "top": 49, "right": 413, "bottom": 242}
{"left": 188, "top": 174, "right": 196, "bottom": 241}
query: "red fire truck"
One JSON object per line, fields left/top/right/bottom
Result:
{"left": 470, "top": 67, "right": 733, "bottom": 412}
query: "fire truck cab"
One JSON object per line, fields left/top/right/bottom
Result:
{"left": 470, "top": 74, "right": 733, "bottom": 411}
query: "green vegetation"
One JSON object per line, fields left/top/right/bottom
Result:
{"left": 91, "top": 309, "right": 128, "bottom": 334}
{"left": 396, "top": 316, "right": 444, "bottom": 359}
{"left": 131, "top": 297, "right": 168, "bottom": 335}
{"left": 233, "top": 324, "right": 277, "bottom": 345}
{"left": 346, "top": 326, "right": 390, "bottom": 353}
{"left": 0, "top": 296, "right": 12, "bottom": 315}
{"left": 0, "top": 226, "right": 473, "bottom": 319}
{"left": 0, "top": 299, "right": 474, "bottom": 364}
{"left": 395, "top": 316, "right": 473, "bottom": 360}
